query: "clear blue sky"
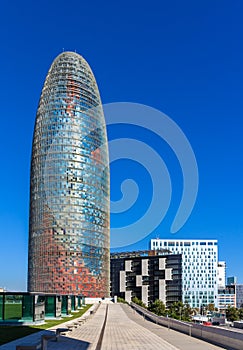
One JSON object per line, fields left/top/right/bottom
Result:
{"left": 0, "top": 0, "right": 242, "bottom": 291}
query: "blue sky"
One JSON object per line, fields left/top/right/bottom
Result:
{"left": 0, "top": 0, "right": 242, "bottom": 290}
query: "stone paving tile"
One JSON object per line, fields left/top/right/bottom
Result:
{"left": 0, "top": 303, "right": 227, "bottom": 350}
{"left": 47, "top": 303, "right": 106, "bottom": 349}
{"left": 46, "top": 336, "right": 90, "bottom": 349}
{"left": 0, "top": 330, "right": 52, "bottom": 350}
{"left": 101, "top": 303, "right": 178, "bottom": 350}
{"left": 121, "top": 304, "right": 226, "bottom": 350}
{"left": 0, "top": 305, "right": 97, "bottom": 350}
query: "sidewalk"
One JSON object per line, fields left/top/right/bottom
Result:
{"left": 47, "top": 303, "right": 106, "bottom": 349}
{"left": 53, "top": 303, "right": 226, "bottom": 350}
{"left": 0, "top": 304, "right": 98, "bottom": 350}
{"left": 101, "top": 303, "right": 178, "bottom": 350}
{"left": 0, "top": 303, "right": 226, "bottom": 350}
{"left": 120, "top": 304, "right": 226, "bottom": 350}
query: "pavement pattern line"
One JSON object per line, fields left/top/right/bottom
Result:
{"left": 38, "top": 303, "right": 181, "bottom": 349}
{"left": 0, "top": 303, "right": 228, "bottom": 350}
{"left": 120, "top": 304, "right": 226, "bottom": 350}
{"left": 47, "top": 303, "right": 107, "bottom": 349}
{"left": 100, "top": 303, "right": 179, "bottom": 350}
{"left": 0, "top": 304, "right": 98, "bottom": 350}
{"left": 0, "top": 330, "right": 52, "bottom": 350}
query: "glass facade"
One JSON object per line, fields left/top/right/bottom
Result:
{"left": 0, "top": 293, "right": 79, "bottom": 323}
{"left": 45, "top": 296, "right": 55, "bottom": 318}
{"left": 22, "top": 295, "right": 34, "bottom": 322}
{"left": 28, "top": 52, "right": 110, "bottom": 297}
{"left": 4, "top": 295, "right": 22, "bottom": 321}
{"left": 0, "top": 294, "right": 37, "bottom": 323}
{"left": 61, "top": 295, "right": 70, "bottom": 315}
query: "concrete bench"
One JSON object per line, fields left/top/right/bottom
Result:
{"left": 66, "top": 323, "right": 77, "bottom": 330}
{"left": 16, "top": 328, "right": 70, "bottom": 350}
{"left": 77, "top": 318, "right": 85, "bottom": 324}
{"left": 41, "top": 334, "right": 57, "bottom": 350}
{"left": 66, "top": 324, "right": 74, "bottom": 330}
{"left": 55, "top": 327, "right": 70, "bottom": 340}
{"left": 16, "top": 343, "right": 41, "bottom": 350}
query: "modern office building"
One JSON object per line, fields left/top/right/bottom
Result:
{"left": 28, "top": 52, "right": 110, "bottom": 297}
{"left": 217, "top": 285, "right": 236, "bottom": 310}
{"left": 227, "top": 276, "right": 237, "bottom": 285}
{"left": 236, "top": 285, "right": 243, "bottom": 308}
{"left": 151, "top": 239, "right": 218, "bottom": 308}
{"left": 217, "top": 261, "right": 226, "bottom": 288}
{"left": 110, "top": 250, "right": 182, "bottom": 307}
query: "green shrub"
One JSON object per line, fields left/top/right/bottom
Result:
{"left": 132, "top": 297, "right": 146, "bottom": 308}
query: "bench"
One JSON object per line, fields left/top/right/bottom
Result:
{"left": 66, "top": 324, "right": 74, "bottom": 330}
{"left": 41, "top": 335, "right": 56, "bottom": 350}
{"left": 66, "top": 322, "right": 78, "bottom": 330}
{"left": 16, "top": 328, "right": 70, "bottom": 350}
{"left": 77, "top": 318, "right": 85, "bottom": 324}
{"left": 55, "top": 327, "right": 70, "bottom": 340}
{"left": 16, "top": 343, "right": 41, "bottom": 350}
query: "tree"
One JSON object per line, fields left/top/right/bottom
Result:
{"left": 207, "top": 303, "right": 215, "bottom": 312}
{"left": 183, "top": 303, "right": 193, "bottom": 321}
{"left": 168, "top": 301, "right": 184, "bottom": 320}
{"left": 168, "top": 301, "right": 192, "bottom": 321}
{"left": 148, "top": 299, "right": 166, "bottom": 316}
{"left": 238, "top": 308, "right": 243, "bottom": 320}
{"left": 226, "top": 307, "right": 239, "bottom": 322}
{"left": 117, "top": 297, "right": 127, "bottom": 303}
{"left": 132, "top": 296, "right": 146, "bottom": 308}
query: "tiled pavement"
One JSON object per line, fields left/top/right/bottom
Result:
{"left": 47, "top": 303, "right": 105, "bottom": 349}
{"left": 0, "top": 329, "right": 53, "bottom": 350}
{"left": 0, "top": 303, "right": 226, "bottom": 350}
{"left": 100, "top": 303, "right": 178, "bottom": 350}
{"left": 0, "top": 304, "right": 99, "bottom": 350}
{"left": 119, "top": 304, "right": 226, "bottom": 350}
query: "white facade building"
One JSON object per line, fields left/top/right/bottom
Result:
{"left": 217, "top": 261, "right": 226, "bottom": 288}
{"left": 218, "top": 286, "right": 236, "bottom": 310}
{"left": 151, "top": 239, "right": 218, "bottom": 308}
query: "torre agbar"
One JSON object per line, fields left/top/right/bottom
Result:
{"left": 28, "top": 52, "right": 110, "bottom": 297}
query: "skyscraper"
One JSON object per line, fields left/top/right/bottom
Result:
{"left": 28, "top": 52, "right": 110, "bottom": 297}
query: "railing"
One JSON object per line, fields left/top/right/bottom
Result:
{"left": 130, "top": 302, "right": 243, "bottom": 350}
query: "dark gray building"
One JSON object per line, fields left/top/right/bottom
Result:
{"left": 110, "top": 250, "right": 182, "bottom": 307}
{"left": 236, "top": 285, "right": 243, "bottom": 308}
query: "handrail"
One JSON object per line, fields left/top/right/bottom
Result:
{"left": 130, "top": 302, "right": 243, "bottom": 350}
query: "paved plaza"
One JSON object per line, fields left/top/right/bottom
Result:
{"left": 0, "top": 303, "right": 226, "bottom": 350}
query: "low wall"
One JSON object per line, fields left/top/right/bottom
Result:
{"left": 130, "top": 303, "right": 243, "bottom": 350}
{"left": 84, "top": 297, "right": 113, "bottom": 304}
